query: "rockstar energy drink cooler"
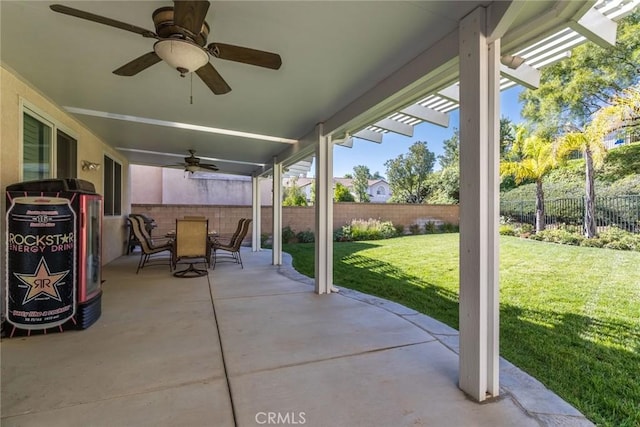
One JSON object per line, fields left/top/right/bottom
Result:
{"left": 6, "top": 196, "right": 76, "bottom": 329}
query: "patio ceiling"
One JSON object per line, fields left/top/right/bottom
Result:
{"left": 1, "top": 1, "right": 634, "bottom": 177}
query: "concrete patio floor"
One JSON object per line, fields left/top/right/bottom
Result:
{"left": 1, "top": 249, "right": 593, "bottom": 426}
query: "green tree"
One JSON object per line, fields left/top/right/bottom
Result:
{"left": 520, "top": 11, "right": 639, "bottom": 236}
{"left": 343, "top": 173, "right": 353, "bottom": 178}
{"left": 309, "top": 180, "right": 316, "bottom": 204}
{"left": 371, "top": 171, "right": 384, "bottom": 180}
{"left": 520, "top": 10, "right": 640, "bottom": 132}
{"left": 334, "top": 182, "right": 355, "bottom": 202}
{"left": 427, "top": 166, "right": 459, "bottom": 204}
{"left": 432, "top": 130, "right": 460, "bottom": 204}
{"left": 556, "top": 84, "right": 640, "bottom": 237}
{"left": 283, "top": 178, "right": 308, "bottom": 206}
{"left": 352, "top": 165, "right": 371, "bottom": 202}
{"left": 385, "top": 141, "right": 435, "bottom": 203}
{"left": 500, "top": 117, "right": 517, "bottom": 158}
{"left": 438, "top": 129, "right": 459, "bottom": 169}
{"left": 501, "top": 132, "right": 556, "bottom": 233}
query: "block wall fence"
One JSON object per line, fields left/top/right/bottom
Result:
{"left": 132, "top": 203, "right": 459, "bottom": 243}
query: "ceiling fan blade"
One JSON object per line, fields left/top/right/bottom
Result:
{"left": 200, "top": 163, "right": 219, "bottom": 171}
{"left": 208, "top": 43, "right": 282, "bottom": 70}
{"left": 173, "top": 0, "right": 210, "bottom": 36}
{"left": 113, "top": 52, "right": 162, "bottom": 76}
{"left": 50, "top": 4, "right": 156, "bottom": 38}
{"left": 196, "top": 63, "right": 231, "bottom": 95}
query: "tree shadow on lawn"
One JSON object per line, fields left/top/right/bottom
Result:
{"left": 331, "top": 252, "right": 640, "bottom": 427}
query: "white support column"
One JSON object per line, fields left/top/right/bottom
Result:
{"left": 272, "top": 160, "right": 283, "bottom": 266}
{"left": 314, "top": 124, "right": 333, "bottom": 295}
{"left": 252, "top": 176, "right": 261, "bottom": 252}
{"left": 458, "top": 6, "right": 500, "bottom": 402}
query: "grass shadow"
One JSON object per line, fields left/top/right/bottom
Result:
{"left": 283, "top": 241, "right": 640, "bottom": 427}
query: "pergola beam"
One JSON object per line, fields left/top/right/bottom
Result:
{"left": 570, "top": 7, "right": 617, "bottom": 48}
{"left": 499, "top": 63, "right": 540, "bottom": 90}
{"left": 354, "top": 129, "right": 383, "bottom": 143}
{"left": 401, "top": 104, "right": 449, "bottom": 128}
{"left": 486, "top": 0, "right": 527, "bottom": 42}
{"left": 373, "top": 118, "right": 414, "bottom": 137}
{"left": 437, "top": 83, "right": 460, "bottom": 103}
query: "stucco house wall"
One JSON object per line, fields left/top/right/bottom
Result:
{"left": 131, "top": 165, "right": 274, "bottom": 205}
{"left": 1, "top": 66, "right": 131, "bottom": 266}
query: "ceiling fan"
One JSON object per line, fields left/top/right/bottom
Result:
{"left": 49, "top": 1, "right": 282, "bottom": 94}
{"left": 173, "top": 150, "right": 219, "bottom": 173}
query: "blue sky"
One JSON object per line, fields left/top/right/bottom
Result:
{"left": 329, "top": 85, "right": 525, "bottom": 178}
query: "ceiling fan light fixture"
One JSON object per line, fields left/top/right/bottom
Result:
{"left": 185, "top": 164, "right": 199, "bottom": 173}
{"left": 154, "top": 39, "right": 208, "bottom": 73}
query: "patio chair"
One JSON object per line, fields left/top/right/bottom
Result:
{"left": 173, "top": 218, "right": 210, "bottom": 278}
{"left": 126, "top": 213, "right": 156, "bottom": 254}
{"left": 212, "top": 219, "right": 251, "bottom": 269}
{"left": 213, "top": 218, "right": 246, "bottom": 249}
{"left": 129, "top": 215, "right": 174, "bottom": 274}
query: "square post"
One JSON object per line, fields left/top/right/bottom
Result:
{"left": 272, "top": 160, "right": 283, "bottom": 265}
{"left": 314, "top": 124, "right": 333, "bottom": 294}
{"left": 252, "top": 176, "right": 261, "bottom": 252}
{"left": 458, "top": 6, "right": 500, "bottom": 401}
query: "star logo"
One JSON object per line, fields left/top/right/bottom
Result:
{"left": 14, "top": 257, "right": 69, "bottom": 304}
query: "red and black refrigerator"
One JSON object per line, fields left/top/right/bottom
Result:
{"left": 5, "top": 178, "right": 103, "bottom": 336}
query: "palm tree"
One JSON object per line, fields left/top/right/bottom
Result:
{"left": 555, "top": 126, "right": 606, "bottom": 238}
{"left": 501, "top": 129, "right": 556, "bottom": 233}
{"left": 555, "top": 84, "right": 640, "bottom": 238}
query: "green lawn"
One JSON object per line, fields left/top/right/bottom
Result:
{"left": 283, "top": 234, "right": 640, "bottom": 427}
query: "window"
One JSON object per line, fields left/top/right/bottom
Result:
{"left": 22, "top": 104, "right": 77, "bottom": 181}
{"left": 377, "top": 186, "right": 386, "bottom": 195}
{"left": 56, "top": 130, "right": 77, "bottom": 178}
{"left": 23, "top": 112, "right": 52, "bottom": 180}
{"left": 103, "top": 155, "right": 122, "bottom": 216}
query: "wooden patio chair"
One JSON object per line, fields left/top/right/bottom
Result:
{"left": 129, "top": 215, "right": 174, "bottom": 274}
{"left": 212, "top": 219, "right": 251, "bottom": 269}
{"left": 173, "top": 218, "right": 210, "bottom": 278}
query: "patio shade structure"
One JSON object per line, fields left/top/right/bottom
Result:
{"left": 1, "top": 0, "right": 636, "bottom": 403}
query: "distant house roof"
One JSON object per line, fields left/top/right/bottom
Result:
{"left": 284, "top": 177, "right": 389, "bottom": 189}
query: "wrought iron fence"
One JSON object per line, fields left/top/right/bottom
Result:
{"left": 500, "top": 195, "right": 640, "bottom": 233}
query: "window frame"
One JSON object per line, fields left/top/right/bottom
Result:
{"left": 103, "top": 154, "right": 122, "bottom": 217}
{"left": 19, "top": 98, "right": 78, "bottom": 181}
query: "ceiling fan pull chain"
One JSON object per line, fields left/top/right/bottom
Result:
{"left": 190, "top": 72, "right": 194, "bottom": 105}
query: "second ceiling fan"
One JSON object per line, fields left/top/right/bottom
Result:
{"left": 50, "top": 1, "right": 282, "bottom": 95}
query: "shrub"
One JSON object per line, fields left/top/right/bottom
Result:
{"left": 394, "top": 224, "right": 405, "bottom": 235}
{"left": 598, "top": 227, "right": 640, "bottom": 251}
{"left": 346, "top": 218, "right": 397, "bottom": 241}
{"left": 282, "top": 226, "right": 296, "bottom": 244}
{"left": 531, "top": 229, "right": 585, "bottom": 246}
{"left": 296, "top": 229, "right": 315, "bottom": 243}
{"left": 580, "top": 238, "right": 604, "bottom": 248}
{"left": 409, "top": 224, "right": 421, "bottom": 235}
{"left": 260, "top": 233, "right": 270, "bottom": 247}
{"left": 500, "top": 224, "right": 516, "bottom": 236}
{"left": 441, "top": 223, "right": 459, "bottom": 233}
{"left": 334, "top": 225, "right": 352, "bottom": 242}
{"left": 424, "top": 221, "right": 438, "bottom": 234}
{"left": 527, "top": 225, "right": 640, "bottom": 252}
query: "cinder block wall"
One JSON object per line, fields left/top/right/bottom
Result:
{"left": 132, "top": 203, "right": 459, "bottom": 243}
